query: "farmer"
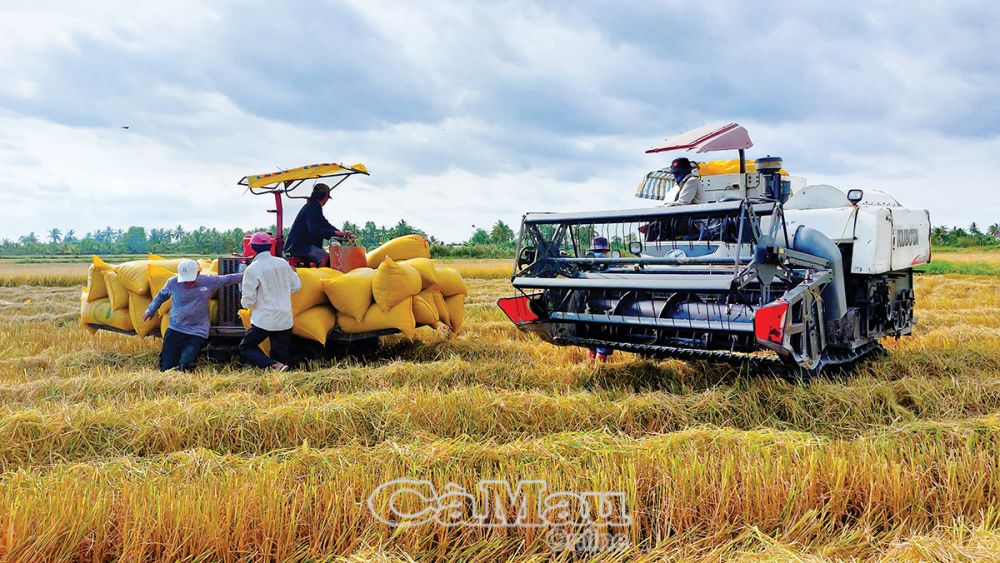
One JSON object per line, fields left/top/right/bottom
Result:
{"left": 239, "top": 231, "right": 301, "bottom": 372}
{"left": 144, "top": 259, "right": 243, "bottom": 372}
{"left": 666, "top": 157, "right": 704, "bottom": 206}
{"left": 284, "top": 183, "right": 355, "bottom": 266}
{"left": 586, "top": 236, "right": 614, "bottom": 363}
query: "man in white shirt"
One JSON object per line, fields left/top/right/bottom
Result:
{"left": 239, "top": 232, "right": 302, "bottom": 371}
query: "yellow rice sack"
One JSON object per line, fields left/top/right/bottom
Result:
{"left": 429, "top": 289, "right": 449, "bottom": 326}
{"left": 445, "top": 294, "right": 466, "bottom": 334}
{"left": 433, "top": 266, "right": 467, "bottom": 297}
{"left": 238, "top": 308, "right": 251, "bottom": 329}
{"left": 698, "top": 159, "right": 788, "bottom": 177}
{"left": 87, "top": 257, "right": 111, "bottom": 301}
{"left": 103, "top": 271, "right": 130, "bottom": 310}
{"left": 366, "top": 234, "right": 430, "bottom": 268}
{"left": 128, "top": 292, "right": 160, "bottom": 337}
{"left": 146, "top": 255, "right": 185, "bottom": 270}
{"left": 337, "top": 298, "right": 416, "bottom": 340}
{"left": 238, "top": 308, "right": 270, "bottom": 354}
{"left": 293, "top": 268, "right": 343, "bottom": 315}
{"left": 372, "top": 257, "right": 422, "bottom": 312}
{"left": 160, "top": 314, "right": 169, "bottom": 337}
{"left": 148, "top": 264, "right": 175, "bottom": 314}
{"left": 81, "top": 298, "right": 133, "bottom": 332}
{"left": 413, "top": 290, "right": 441, "bottom": 327}
{"left": 113, "top": 258, "right": 183, "bottom": 294}
{"left": 400, "top": 257, "right": 438, "bottom": 290}
{"left": 113, "top": 260, "right": 153, "bottom": 294}
{"left": 198, "top": 258, "right": 219, "bottom": 273}
{"left": 293, "top": 305, "right": 338, "bottom": 345}
{"left": 80, "top": 288, "right": 97, "bottom": 334}
{"left": 321, "top": 268, "right": 376, "bottom": 322}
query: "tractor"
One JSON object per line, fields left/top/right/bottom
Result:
{"left": 89, "top": 162, "right": 397, "bottom": 362}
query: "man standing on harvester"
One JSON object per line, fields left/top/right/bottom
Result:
{"left": 239, "top": 232, "right": 301, "bottom": 372}
{"left": 143, "top": 259, "right": 243, "bottom": 372}
{"left": 285, "top": 183, "right": 354, "bottom": 266}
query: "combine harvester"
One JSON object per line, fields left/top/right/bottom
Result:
{"left": 499, "top": 124, "right": 931, "bottom": 377}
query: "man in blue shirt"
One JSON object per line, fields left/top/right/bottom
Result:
{"left": 284, "top": 184, "right": 354, "bottom": 265}
{"left": 143, "top": 259, "right": 243, "bottom": 371}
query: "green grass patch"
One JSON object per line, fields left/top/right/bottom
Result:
{"left": 915, "top": 261, "right": 1000, "bottom": 276}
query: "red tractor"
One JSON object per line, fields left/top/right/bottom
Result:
{"left": 200, "top": 162, "right": 392, "bottom": 358}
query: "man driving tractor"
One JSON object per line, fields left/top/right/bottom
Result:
{"left": 284, "top": 183, "right": 354, "bottom": 265}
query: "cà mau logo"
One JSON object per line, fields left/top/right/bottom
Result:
{"left": 367, "top": 478, "right": 631, "bottom": 531}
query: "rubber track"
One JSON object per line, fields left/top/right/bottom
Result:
{"left": 557, "top": 336, "right": 886, "bottom": 374}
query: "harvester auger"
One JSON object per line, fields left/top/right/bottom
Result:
{"left": 498, "top": 124, "right": 931, "bottom": 377}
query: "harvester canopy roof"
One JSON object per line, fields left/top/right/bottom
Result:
{"left": 646, "top": 123, "right": 753, "bottom": 154}
{"left": 240, "top": 162, "right": 369, "bottom": 189}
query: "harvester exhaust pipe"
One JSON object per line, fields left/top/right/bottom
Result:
{"left": 791, "top": 226, "right": 847, "bottom": 322}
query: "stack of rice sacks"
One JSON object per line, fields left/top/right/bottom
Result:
{"left": 249, "top": 234, "right": 467, "bottom": 343}
{"left": 82, "top": 234, "right": 467, "bottom": 346}
{"left": 80, "top": 254, "right": 218, "bottom": 337}
{"left": 320, "top": 234, "right": 467, "bottom": 340}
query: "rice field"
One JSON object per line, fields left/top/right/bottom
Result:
{"left": 0, "top": 254, "right": 999, "bottom": 560}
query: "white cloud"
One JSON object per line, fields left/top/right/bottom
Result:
{"left": 0, "top": 1, "right": 998, "bottom": 244}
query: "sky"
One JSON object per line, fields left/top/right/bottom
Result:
{"left": 0, "top": 0, "right": 998, "bottom": 243}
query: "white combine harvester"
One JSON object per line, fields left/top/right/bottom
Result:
{"left": 499, "top": 123, "right": 931, "bottom": 377}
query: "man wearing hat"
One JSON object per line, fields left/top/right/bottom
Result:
{"left": 239, "top": 232, "right": 302, "bottom": 372}
{"left": 667, "top": 157, "right": 704, "bottom": 206}
{"left": 143, "top": 259, "right": 243, "bottom": 371}
{"left": 284, "top": 183, "right": 355, "bottom": 265}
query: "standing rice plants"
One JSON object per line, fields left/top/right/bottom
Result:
{"left": 0, "top": 266, "right": 998, "bottom": 560}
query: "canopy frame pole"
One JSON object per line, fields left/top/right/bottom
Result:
{"left": 271, "top": 184, "right": 287, "bottom": 256}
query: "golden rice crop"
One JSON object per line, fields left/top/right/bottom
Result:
{"left": 0, "top": 251, "right": 998, "bottom": 560}
{"left": 0, "top": 262, "right": 89, "bottom": 287}
{"left": 2, "top": 425, "right": 1000, "bottom": 560}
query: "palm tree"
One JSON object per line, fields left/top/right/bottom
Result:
{"left": 63, "top": 229, "right": 76, "bottom": 243}
{"left": 988, "top": 223, "right": 1000, "bottom": 239}
{"left": 47, "top": 228, "right": 62, "bottom": 244}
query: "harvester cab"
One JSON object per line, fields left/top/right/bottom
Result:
{"left": 499, "top": 123, "right": 931, "bottom": 376}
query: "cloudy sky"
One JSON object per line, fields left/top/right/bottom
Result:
{"left": 1, "top": 1, "right": 997, "bottom": 242}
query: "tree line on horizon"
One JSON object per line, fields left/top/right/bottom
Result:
{"left": 1, "top": 221, "right": 996, "bottom": 258}
{"left": 0, "top": 220, "right": 519, "bottom": 258}
{"left": 930, "top": 224, "right": 1000, "bottom": 248}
